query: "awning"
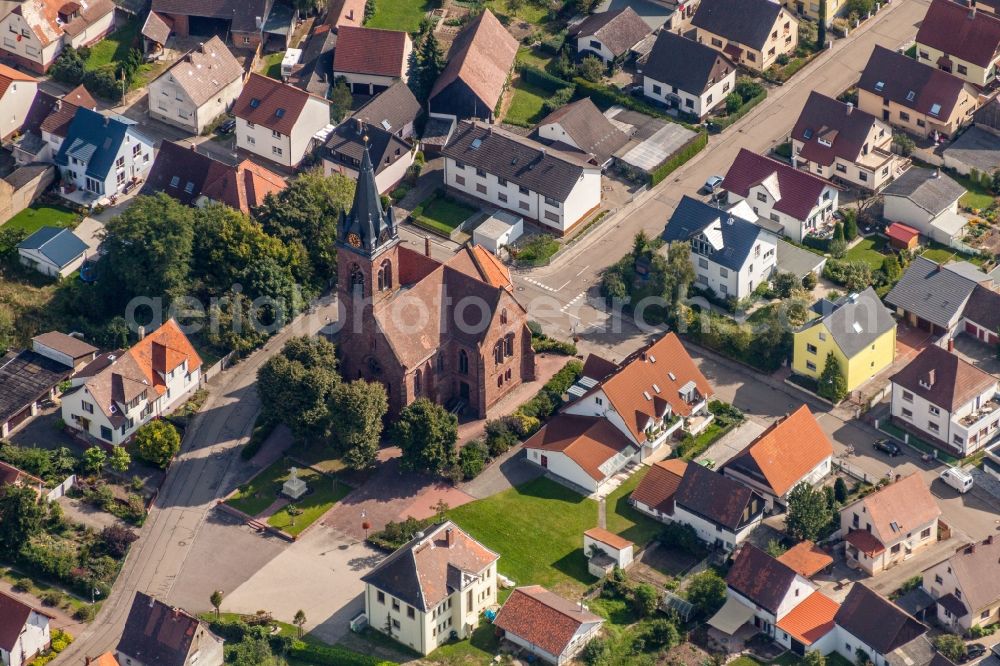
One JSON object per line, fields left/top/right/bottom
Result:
{"left": 708, "top": 597, "right": 755, "bottom": 635}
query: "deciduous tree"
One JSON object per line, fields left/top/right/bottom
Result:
{"left": 686, "top": 569, "right": 727, "bottom": 616}
{"left": 83, "top": 446, "right": 107, "bottom": 477}
{"left": 0, "top": 484, "right": 44, "bottom": 551}
{"left": 109, "top": 446, "right": 131, "bottom": 475}
{"left": 328, "top": 380, "right": 388, "bottom": 469}
{"left": 785, "top": 482, "right": 833, "bottom": 541}
{"left": 394, "top": 398, "right": 458, "bottom": 474}
{"left": 135, "top": 420, "right": 182, "bottom": 469}
{"left": 257, "top": 336, "right": 340, "bottom": 443}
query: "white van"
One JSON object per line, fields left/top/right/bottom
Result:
{"left": 939, "top": 467, "right": 974, "bottom": 494}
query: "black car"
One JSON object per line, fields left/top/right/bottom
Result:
{"left": 874, "top": 439, "right": 902, "bottom": 456}
{"left": 963, "top": 644, "right": 987, "bottom": 662}
{"left": 217, "top": 119, "right": 236, "bottom": 134}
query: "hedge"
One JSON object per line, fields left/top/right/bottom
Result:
{"left": 709, "top": 89, "right": 767, "bottom": 132}
{"left": 571, "top": 77, "right": 680, "bottom": 124}
{"left": 519, "top": 64, "right": 574, "bottom": 93}
{"left": 289, "top": 640, "right": 396, "bottom": 666}
{"left": 650, "top": 132, "right": 708, "bottom": 186}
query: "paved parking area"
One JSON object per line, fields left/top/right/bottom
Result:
{"left": 698, "top": 419, "right": 767, "bottom": 467}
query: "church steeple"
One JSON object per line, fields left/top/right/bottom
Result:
{"left": 338, "top": 135, "right": 397, "bottom": 257}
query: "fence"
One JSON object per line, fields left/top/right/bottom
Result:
{"left": 835, "top": 459, "right": 878, "bottom": 484}
{"left": 45, "top": 474, "right": 76, "bottom": 502}
{"left": 201, "top": 350, "right": 236, "bottom": 382}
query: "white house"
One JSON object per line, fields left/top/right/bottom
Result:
{"left": 922, "top": 536, "right": 1000, "bottom": 632}
{"left": 641, "top": 31, "right": 736, "bottom": 119}
{"left": 662, "top": 195, "right": 778, "bottom": 301}
{"left": 0, "top": 591, "right": 53, "bottom": 666}
{"left": 832, "top": 584, "right": 931, "bottom": 666}
{"left": 669, "top": 463, "right": 765, "bottom": 551}
{"left": 233, "top": 73, "right": 331, "bottom": 168}
{"left": 0, "top": 0, "right": 115, "bottom": 74}
{"left": 441, "top": 120, "right": 601, "bottom": 235}
{"left": 721, "top": 148, "right": 839, "bottom": 243}
{"left": 147, "top": 37, "right": 244, "bottom": 134}
{"left": 584, "top": 527, "right": 634, "bottom": 577}
{"left": 568, "top": 6, "right": 651, "bottom": 64}
{"left": 53, "top": 108, "right": 154, "bottom": 202}
{"left": 61, "top": 319, "right": 203, "bottom": 446}
{"left": 361, "top": 522, "right": 499, "bottom": 656}
{"left": 890, "top": 345, "right": 1000, "bottom": 456}
{"left": 331, "top": 26, "right": 411, "bottom": 94}
{"left": 17, "top": 226, "right": 90, "bottom": 278}
{"left": 839, "top": 473, "right": 941, "bottom": 576}
{"left": 883, "top": 168, "right": 968, "bottom": 245}
{"left": 0, "top": 64, "right": 37, "bottom": 141}
{"left": 493, "top": 586, "right": 604, "bottom": 665}
{"left": 535, "top": 98, "right": 630, "bottom": 169}
{"left": 321, "top": 120, "right": 414, "bottom": 194}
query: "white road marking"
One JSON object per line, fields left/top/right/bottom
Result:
{"left": 523, "top": 277, "right": 559, "bottom": 293}
{"left": 560, "top": 292, "right": 587, "bottom": 312}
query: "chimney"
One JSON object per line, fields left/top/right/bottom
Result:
{"left": 847, "top": 102, "right": 854, "bottom": 115}
{"left": 967, "top": 543, "right": 977, "bottom": 554}
{"left": 138, "top": 325, "right": 146, "bottom": 340}
{"left": 355, "top": 117, "right": 364, "bottom": 135}
{"left": 927, "top": 368, "right": 936, "bottom": 386}
{"left": 986, "top": 535, "right": 994, "bottom": 545}
{"left": 895, "top": 473, "right": 901, "bottom": 482}
{"left": 726, "top": 216, "right": 734, "bottom": 225}
{"left": 54, "top": 99, "right": 62, "bottom": 111}
{"left": 424, "top": 236, "right": 431, "bottom": 257}
{"left": 445, "top": 527, "right": 455, "bottom": 548}
{"left": 86, "top": 659, "right": 92, "bottom": 665}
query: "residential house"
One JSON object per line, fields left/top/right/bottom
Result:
{"left": 232, "top": 73, "right": 330, "bottom": 168}
{"left": 783, "top": 0, "right": 846, "bottom": 26}
{"left": 441, "top": 120, "right": 601, "bottom": 234}
{"left": 641, "top": 31, "right": 736, "bottom": 119}
{"left": 116, "top": 592, "right": 224, "bottom": 666}
{"left": 922, "top": 535, "right": 1000, "bottom": 632}
{"left": 0, "top": 0, "right": 115, "bottom": 73}
{"left": 630, "top": 458, "right": 688, "bottom": 521}
{"left": 0, "top": 462, "right": 45, "bottom": 495}
{"left": 535, "top": 98, "right": 631, "bottom": 169}
{"left": 0, "top": 590, "right": 54, "bottom": 666}
{"left": 720, "top": 148, "right": 839, "bottom": 242}
{"left": 857, "top": 46, "right": 978, "bottom": 139}
{"left": 332, "top": 26, "right": 411, "bottom": 95}
{"left": 722, "top": 405, "right": 834, "bottom": 511}
{"left": 839, "top": 473, "right": 941, "bottom": 575}
{"left": 792, "top": 287, "right": 897, "bottom": 393}
{"left": 148, "top": 0, "right": 273, "bottom": 51}
{"left": 287, "top": 23, "right": 336, "bottom": 97}
{"left": 429, "top": 10, "right": 518, "bottom": 121}
{"left": 321, "top": 120, "right": 414, "bottom": 195}
{"left": 834, "top": 584, "right": 930, "bottom": 666}
{"left": 777, "top": 540, "right": 834, "bottom": 579}
{"left": 493, "top": 586, "right": 604, "bottom": 665}
{"left": 883, "top": 168, "right": 968, "bottom": 244}
{"left": 361, "top": 521, "right": 498, "bottom": 656}
{"left": 775, "top": 587, "right": 841, "bottom": 655}
{"left": 915, "top": 0, "right": 1000, "bottom": 88}
{"left": 0, "top": 64, "right": 37, "bottom": 141}
{"left": 53, "top": 108, "right": 154, "bottom": 202}
{"left": 790, "top": 91, "right": 902, "bottom": 191}
{"left": 568, "top": 6, "right": 652, "bottom": 65}
{"left": 17, "top": 226, "right": 90, "bottom": 277}
{"left": 584, "top": 528, "right": 634, "bottom": 576}
{"left": 942, "top": 97, "right": 1000, "bottom": 176}
{"left": 691, "top": 0, "right": 798, "bottom": 72}
{"left": 199, "top": 159, "right": 286, "bottom": 213}
{"left": 526, "top": 333, "right": 713, "bottom": 494}
{"left": 147, "top": 37, "right": 244, "bottom": 134}
{"left": 61, "top": 319, "right": 203, "bottom": 446}
{"left": 12, "top": 84, "right": 97, "bottom": 166}
{"left": 670, "top": 463, "right": 765, "bottom": 550}
{"left": 890, "top": 344, "right": 1000, "bottom": 456}
{"left": 351, "top": 80, "right": 421, "bottom": 140}
{"left": 662, "top": 194, "right": 778, "bottom": 301}
{"left": 883, "top": 256, "right": 993, "bottom": 335}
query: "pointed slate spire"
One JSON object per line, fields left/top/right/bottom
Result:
{"left": 338, "top": 131, "right": 397, "bottom": 256}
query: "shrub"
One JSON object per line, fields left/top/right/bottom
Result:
{"left": 457, "top": 440, "right": 487, "bottom": 480}
{"left": 484, "top": 418, "right": 519, "bottom": 457}
{"left": 367, "top": 516, "right": 436, "bottom": 551}
{"left": 50, "top": 47, "right": 86, "bottom": 85}
{"left": 657, "top": 522, "right": 704, "bottom": 555}
{"left": 531, "top": 332, "right": 577, "bottom": 355}
{"left": 582, "top": 638, "right": 610, "bottom": 665}
{"left": 803, "top": 271, "right": 818, "bottom": 290}
{"left": 934, "top": 634, "right": 966, "bottom": 663}
{"left": 288, "top": 640, "right": 392, "bottom": 666}
{"left": 823, "top": 259, "right": 873, "bottom": 291}
{"left": 725, "top": 92, "right": 742, "bottom": 114}
{"left": 834, "top": 476, "right": 849, "bottom": 503}
{"left": 100, "top": 525, "right": 139, "bottom": 559}
{"left": 242, "top": 412, "right": 278, "bottom": 460}
{"left": 893, "top": 133, "right": 915, "bottom": 157}
{"left": 633, "top": 583, "right": 659, "bottom": 617}
{"left": 40, "top": 590, "right": 63, "bottom": 607}
{"left": 74, "top": 605, "right": 95, "bottom": 621}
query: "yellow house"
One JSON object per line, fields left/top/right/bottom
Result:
{"left": 915, "top": 0, "right": 1000, "bottom": 88}
{"left": 784, "top": 0, "right": 845, "bottom": 27}
{"left": 692, "top": 0, "right": 798, "bottom": 72}
{"left": 793, "top": 286, "right": 897, "bottom": 393}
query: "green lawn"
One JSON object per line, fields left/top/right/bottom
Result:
{"left": 365, "top": 0, "right": 432, "bottom": 32}
{"left": 411, "top": 193, "right": 476, "bottom": 236}
{"left": 603, "top": 467, "right": 664, "bottom": 547}
{"left": 516, "top": 46, "right": 553, "bottom": 70}
{"left": 504, "top": 79, "right": 550, "bottom": 127}
{"left": 85, "top": 19, "right": 141, "bottom": 70}
{"left": 920, "top": 246, "right": 956, "bottom": 264}
{"left": 259, "top": 51, "right": 284, "bottom": 79}
{"left": 487, "top": 0, "right": 549, "bottom": 24}
{"left": 844, "top": 236, "right": 889, "bottom": 270}
{"left": 949, "top": 172, "right": 996, "bottom": 211}
{"left": 448, "top": 477, "right": 599, "bottom": 595}
{"left": 2, "top": 205, "right": 79, "bottom": 235}
{"left": 427, "top": 621, "right": 499, "bottom": 664}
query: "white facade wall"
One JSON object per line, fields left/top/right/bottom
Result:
{"left": 1, "top": 610, "right": 50, "bottom": 666}
{"left": 149, "top": 74, "right": 243, "bottom": 134}
{"left": 526, "top": 448, "right": 600, "bottom": 493}
{"left": 322, "top": 148, "right": 414, "bottom": 194}
{"left": 58, "top": 132, "right": 154, "bottom": 197}
{"left": 643, "top": 69, "right": 735, "bottom": 119}
{"left": 237, "top": 96, "right": 329, "bottom": 167}
{"left": 65, "top": 10, "right": 114, "bottom": 49}
{"left": 891, "top": 380, "right": 1000, "bottom": 456}
{"left": 576, "top": 36, "right": 615, "bottom": 63}
{"left": 882, "top": 195, "right": 963, "bottom": 243}
{"left": 0, "top": 12, "right": 60, "bottom": 70}
{"left": 691, "top": 233, "right": 777, "bottom": 300}
{"left": 726, "top": 184, "right": 838, "bottom": 242}
{"left": 723, "top": 457, "right": 831, "bottom": 511}
{"left": 584, "top": 533, "right": 633, "bottom": 568}
{"left": 289, "top": 96, "right": 331, "bottom": 165}
{"left": 18, "top": 245, "right": 87, "bottom": 277}
{"left": 0, "top": 79, "right": 37, "bottom": 140}
{"left": 834, "top": 626, "right": 894, "bottom": 666}
{"left": 671, "top": 504, "right": 760, "bottom": 551}
{"left": 564, "top": 389, "right": 644, "bottom": 445}
{"left": 507, "top": 620, "right": 602, "bottom": 665}
{"left": 839, "top": 496, "right": 938, "bottom": 575}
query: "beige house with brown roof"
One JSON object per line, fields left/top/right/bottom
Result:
{"left": 148, "top": 36, "right": 244, "bottom": 134}
{"left": 839, "top": 473, "right": 941, "bottom": 576}
{"left": 362, "top": 522, "right": 498, "bottom": 656}
{"left": 922, "top": 536, "right": 1000, "bottom": 632}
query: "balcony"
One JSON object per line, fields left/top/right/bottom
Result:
{"left": 856, "top": 146, "right": 896, "bottom": 171}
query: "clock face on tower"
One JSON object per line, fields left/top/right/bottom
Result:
{"left": 347, "top": 233, "right": 362, "bottom": 248}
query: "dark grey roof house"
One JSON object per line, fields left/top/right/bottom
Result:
{"left": 835, "top": 585, "right": 929, "bottom": 664}
{"left": 692, "top": 0, "right": 789, "bottom": 53}
{"left": 884, "top": 256, "right": 990, "bottom": 332}
{"left": 641, "top": 31, "right": 735, "bottom": 118}
{"left": 568, "top": 6, "right": 652, "bottom": 62}
{"left": 117, "top": 592, "right": 224, "bottom": 666}
{"left": 799, "top": 287, "right": 895, "bottom": 358}
{"left": 673, "top": 462, "right": 765, "bottom": 549}
{"left": 322, "top": 119, "right": 413, "bottom": 195}
{"left": 352, "top": 80, "right": 421, "bottom": 140}
{"left": 16, "top": 226, "right": 89, "bottom": 277}
{"left": 535, "top": 98, "right": 630, "bottom": 167}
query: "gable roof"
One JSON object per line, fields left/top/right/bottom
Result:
{"left": 333, "top": 26, "right": 409, "bottom": 77}
{"left": 55, "top": 108, "right": 151, "bottom": 181}
{"left": 0, "top": 590, "right": 53, "bottom": 652}
{"left": 289, "top": 23, "right": 336, "bottom": 97}
{"left": 643, "top": 31, "right": 734, "bottom": 96}
{"left": 692, "top": 0, "right": 788, "bottom": 50}
{"left": 14, "top": 0, "right": 115, "bottom": 46}
{"left": 0, "top": 63, "right": 36, "bottom": 100}
{"left": 141, "top": 10, "right": 173, "bottom": 44}
{"left": 143, "top": 140, "right": 217, "bottom": 205}
{"left": 118, "top": 592, "right": 213, "bottom": 665}
{"left": 721, "top": 148, "right": 833, "bottom": 222}
{"left": 916, "top": 0, "right": 1000, "bottom": 68}
{"left": 493, "top": 586, "right": 603, "bottom": 657}
{"left": 891, "top": 343, "right": 996, "bottom": 412}
{"left": 662, "top": 195, "right": 766, "bottom": 272}
{"left": 675, "top": 463, "right": 760, "bottom": 530}
{"left": 150, "top": 0, "right": 269, "bottom": 33}
{"left": 724, "top": 405, "right": 833, "bottom": 498}
{"left": 352, "top": 80, "right": 420, "bottom": 135}
{"left": 0, "top": 349, "right": 73, "bottom": 425}
{"left": 17, "top": 226, "right": 88, "bottom": 268}
{"left": 792, "top": 91, "right": 884, "bottom": 167}
{"left": 442, "top": 120, "right": 594, "bottom": 202}
{"left": 568, "top": 6, "right": 651, "bottom": 57}
{"left": 37, "top": 84, "right": 97, "bottom": 138}
{"left": 776, "top": 590, "right": 839, "bottom": 645}
{"left": 924, "top": 537, "right": 1000, "bottom": 615}
{"left": 858, "top": 46, "right": 971, "bottom": 120}
{"left": 430, "top": 9, "right": 518, "bottom": 111}
{"left": 154, "top": 36, "right": 243, "bottom": 107}
{"left": 883, "top": 167, "right": 966, "bottom": 215}
{"left": 0, "top": 460, "right": 45, "bottom": 487}
{"left": 884, "top": 256, "right": 984, "bottom": 329}
{"left": 777, "top": 540, "right": 834, "bottom": 578}
{"left": 584, "top": 527, "right": 633, "bottom": 551}
{"left": 800, "top": 286, "right": 896, "bottom": 359}
{"left": 960, "top": 282, "right": 1000, "bottom": 332}
{"left": 233, "top": 73, "right": 319, "bottom": 135}
{"left": 32, "top": 331, "right": 97, "bottom": 360}
{"left": 324, "top": 121, "right": 412, "bottom": 177}
{"left": 630, "top": 459, "right": 688, "bottom": 515}
{"left": 843, "top": 473, "right": 941, "bottom": 544}
{"left": 727, "top": 544, "right": 800, "bottom": 614}
{"left": 523, "top": 414, "right": 637, "bottom": 481}
{"left": 537, "top": 98, "right": 630, "bottom": 166}
{"left": 361, "top": 521, "right": 498, "bottom": 612}
{"left": 445, "top": 245, "right": 513, "bottom": 291}
{"left": 200, "top": 159, "right": 286, "bottom": 213}
{"left": 835, "top": 584, "right": 927, "bottom": 655}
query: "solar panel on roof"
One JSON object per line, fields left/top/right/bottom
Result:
{"left": 471, "top": 138, "right": 482, "bottom": 149}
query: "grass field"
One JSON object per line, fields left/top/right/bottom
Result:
{"left": 516, "top": 46, "right": 553, "bottom": 70}
{"left": 259, "top": 51, "right": 284, "bottom": 79}
{"left": 949, "top": 172, "right": 997, "bottom": 211}
{"left": 487, "top": 0, "right": 549, "bottom": 24}
{"left": 504, "top": 79, "right": 550, "bottom": 127}
{"left": 365, "top": 0, "right": 432, "bottom": 32}
{"left": 427, "top": 622, "right": 499, "bottom": 665}
{"left": 85, "top": 19, "right": 141, "bottom": 70}
{"left": 844, "top": 236, "right": 889, "bottom": 270}
{"left": 603, "top": 467, "right": 664, "bottom": 547}
{"left": 2, "top": 205, "right": 79, "bottom": 235}
{"left": 448, "top": 477, "right": 599, "bottom": 595}
{"left": 226, "top": 458, "right": 347, "bottom": 534}
{"left": 411, "top": 193, "right": 476, "bottom": 235}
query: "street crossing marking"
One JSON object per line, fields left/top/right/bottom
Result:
{"left": 560, "top": 292, "right": 587, "bottom": 312}
{"left": 524, "top": 277, "right": 559, "bottom": 293}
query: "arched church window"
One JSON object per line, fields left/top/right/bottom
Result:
{"left": 380, "top": 260, "right": 392, "bottom": 290}
{"left": 458, "top": 350, "right": 469, "bottom": 375}
{"left": 350, "top": 263, "right": 364, "bottom": 295}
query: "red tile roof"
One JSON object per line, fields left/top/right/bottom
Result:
{"left": 445, "top": 245, "right": 513, "bottom": 291}
{"left": 846, "top": 473, "right": 941, "bottom": 544}
{"left": 493, "top": 586, "right": 603, "bottom": 658}
{"left": 0, "top": 461, "right": 44, "bottom": 488}
{"left": 792, "top": 91, "right": 882, "bottom": 167}
{"left": 201, "top": 159, "right": 287, "bottom": 213}
{"left": 886, "top": 222, "right": 921, "bottom": 245}
{"left": 721, "top": 148, "right": 836, "bottom": 222}
{"left": 777, "top": 540, "right": 834, "bottom": 578}
{"left": 523, "top": 414, "right": 636, "bottom": 481}
{"left": 584, "top": 527, "right": 633, "bottom": 551}
{"left": 232, "top": 73, "right": 315, "bottom": 135}
{"left": 776, "top": 590, "right": 839, "bottom": 645}
{"left": 429, "top": 9, "right": 518, "bottom": 112}
{"left": 333, "top": 26, "right": 409, "bottom": 77}
{"left": 916, "top": 0, "right": 1000, "bottom": 68}
{"left": 845, "top": 528, "right": 886, "bottom": 556}
{"left": 630, "top": 459, "right": 687, "bottom": 515}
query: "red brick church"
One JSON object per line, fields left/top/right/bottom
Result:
{"left": 336, "top": 145, "right": 536, "bottom": 418}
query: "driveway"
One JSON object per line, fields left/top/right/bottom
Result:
{"left": 698, "top": 419, "right": 766, "bottom": 468}
{"left": 75, "top": 217, "right": 105, "bottom": 254}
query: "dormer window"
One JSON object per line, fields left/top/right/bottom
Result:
{"left": 874, "top": 81, "right": 885, "bottom": 91}
{"left": 905, "top": 90, "right": 916, "bottom": 102}
{"left": 929, "top": 103, "right": 941, "bottom": 117}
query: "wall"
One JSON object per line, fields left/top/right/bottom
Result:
{"left": 19, "top": 245, "right": 87, "bottom": 277}
{"left": 915, "top": 43, "right": 995, "bottom": 88}
{"left": 149, "top": 71, "right": 243, "bottom": 134}
{"left": 5, "top": 611, "right": 50, "bottom": 666}
{"left": 843, "top": 326, "right": 897, "bottom": 392}
{"left": 526, "top": 448, "right": 599, "bottom": 493}
{"left": 782, "top": 0, "right": 846, "bottom": 25}
{"left": 0, "top": 80, "right": 37, "bottom": 140}
{"left": 576, "top": 35, "right": 615, "bottom": 63}
{"left": 0, "top": 11, "right": 59, "bottom": 72}
{"left": 643, "top": 69, "right": 735, "bottom": 119}
{"left": 891, "top": 378, "right": 999, "bottom": 455}
{"left": 288, "top": 96, "right": 331, "bottom": 166}
{"left": 0, "top": 166, "right": 54, "bottom": 224}
{"left": 671, "top": 504, "right": 759, "bottom": 551}
{"left": 857, "top": 88, "right": 976, "bottom": 139}
{"left": 584, "top": 533, "right": 633, "bottom": 568}
{"left": 695, "top": 10, "right": 797, "bottom": 72}
{"left": 65, "top": 9, "right": 115, "bottom": 50}
{"left": 691, "top": 234, "right": 776, "bottom": 300}
{"left": 237, "top": 117, "right": 292, "bottom": 166}
{"left": 58, "top": 131, "right": 153, "bottom": 197}
{"left": 730, "top": 182, "right": 836, "bottom": 243}
{"left": 325, "top": 149, "right": 414, "bottom": 194}
{"left": 564, "top": 388, "right": 644, "bottom": 446}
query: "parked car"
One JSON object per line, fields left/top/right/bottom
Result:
{"left": 874, "top": 439, "right": 902, "bottom": 456}
{"left": 939, "top": 466, "right": 974, "bottom": 494}
{"left": 963, "top": 643, "right": 987, "bottom": 662}
{"left": 217, "top": 119, "right": 236, "bottom": 134}
{"left": 703, "top": 175, "right": 724, "bottom": 193}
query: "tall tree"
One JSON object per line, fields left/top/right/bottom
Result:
{"left": 817, "top": 0, "right": 827, "bottom": 51}
{"left": 394, "top": 398, "right": 458, "bottom": 474}
{"left": 109, "top": 446, "right": 131, "bottom": 474}
{"left": 328, "top": 380, "right": 388, "bottom": 470}
{"left": 293, "top": 609, "right": 307, "bottom": 637}
{"left": 257, "top": 336, "right": 340, "bottom": 443}
{"left": 410, "top": 30, "right": 445, "bottom": 103}
{"left": 785, "top": 482, "right": 833, "bottom": 541}
{"left": 686, "top": 570, "right": 727, "bottom": 616}
{"left": 83, "top": 446, "right": 107, "bottom": 477}
{"left": 210, "top": 590, "right": 224, "bottom": 619}
{"left": 0, "top": 484, "right": 44, "bottom": 551}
